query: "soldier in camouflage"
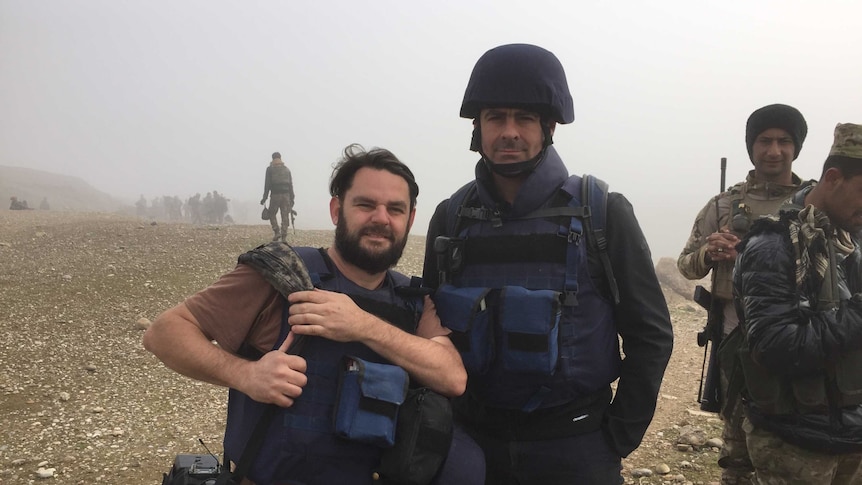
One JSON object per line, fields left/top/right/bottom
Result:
{"left": 733, "top": 123, "right": 862, "bottom": 484}
{"left": 677, "top": 104, "right": 808, "bottom": 484}
{"left": 261, "top": 151, "right": 296, "bottom": 242}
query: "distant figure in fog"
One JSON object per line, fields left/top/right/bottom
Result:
{"left": 9, "top": 196, "right": 30, "bottom": 210}
{"left": 136, "top": 195, "right": 147, "bottom": 218}
{"left": 261, "top": 151, "right": 295, "bottom": 241}
{"left": 187, "top": 193, "right": 202, "bottom": 224}
{"left": 39, "top": 197, "right": 50, "bottom": 210}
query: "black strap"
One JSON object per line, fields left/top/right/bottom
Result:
{"left": 581, "top": 175, "right": 620, "bottom": 304}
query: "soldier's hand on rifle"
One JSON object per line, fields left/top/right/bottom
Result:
{"left": 705, "top": 229, "right": 740, "bottom": 263}
{"left": 260, "top": 198, "right": 266, "bottom": 205}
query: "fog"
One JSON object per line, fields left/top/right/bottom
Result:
{"left": 2, "top": 0, "right": 861, "bottom": 261}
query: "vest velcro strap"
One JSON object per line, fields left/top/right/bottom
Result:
{"left": 514, "top": 206, "right": 589, "bottom": 220}
{"left": 506, "top": 331, "right": 550, "bottom": 352}
{"left": 359, "top": 396, "right": 399, "bottom": 419}
{"left": 457, "top": 206, "right": 494, "bottom": 222}
{"left": 464, "top": 234, "right": 567, "bottom": 264}
{"left": 563, "top": 291, "right": 578, "bottom": 306}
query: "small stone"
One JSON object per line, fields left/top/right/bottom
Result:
{"left": 655, "top": 463, "right": 671, "bottom": 474}
{"left": 84, "top": 364, "right": 97, "bottom": 372}
{"left": 631, "top": 468, "right": 653, "bottom": 478}
{"left": 677, "top": 426, "right": 708, "bottom": 447}
{"left": 58, "top": 392, "right": 71, "bottom": 401}
{"left": 706, "top": 437, "right": 724, "bottom": 448}
{"left": 135, "top": 317, "right": 152, "bottom": 330}
{"left": 676, "top": 443, "right": 693, "bottom": 452}
{"left": 36, "top": 467, "right": 55, "bottom": 478}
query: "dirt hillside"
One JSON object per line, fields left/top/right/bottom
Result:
{"left": 0, "top": 211, "right": 721, "bottom": 484}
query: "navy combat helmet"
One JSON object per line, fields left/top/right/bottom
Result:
{"left": 460, "top": 43, "right": 574, "bottom": 124}
{"left": 460, "top": 44, "right": 574, "bottom": 176}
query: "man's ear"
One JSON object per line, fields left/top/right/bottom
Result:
{"left": 406, "top": 207, "right": 416, "bottom": 233}
{"left": 548, "top": 121, "right": 556, "bottom": 136}
{"left": 329, "top": 197, "right": 341, "bottom": 225}
{"left": 823, "top": 167, "right": 844, "bottom": 187}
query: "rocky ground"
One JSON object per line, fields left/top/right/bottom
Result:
{"left": 0, "top": 211, "right": 722, "bottom": 484}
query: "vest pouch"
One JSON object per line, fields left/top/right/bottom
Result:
{"left": 739, "top": 349, "right": 784, "bottom": 413}
{"left": 498, "top": 286, "right": 561, "bottom": 375}
{"left": 790, "top": 376, "right": 828, "bottom": 412}
{"left": 334, "top": 356, "right": 408, "bottom": 448}
{"left": 434, "top": 284, "right": 493, "bottom": 375}
{"left": 834, "top": 349, "right": 862, "bottom": 406}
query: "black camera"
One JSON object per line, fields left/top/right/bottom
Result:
{"left": 162, "top": 454, "right": 226, "bottom": 485}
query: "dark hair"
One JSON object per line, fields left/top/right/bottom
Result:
{"left": 329, "top": 144, "right": 419, "bottom": 210}
{"left": 272, "top": 152, "right": 281, "bottom": 159}
{"left": 821, "top": 155, "right": 862, "bottom": 180}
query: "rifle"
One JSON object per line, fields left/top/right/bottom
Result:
{"left": 695, "top": 156, "right": 728, "bottom": 413}
{"left": 695, "top": 285, "right": 723, "bottom": 412}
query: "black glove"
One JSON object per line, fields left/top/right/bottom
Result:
{"left": 260, "top": 198, "right": 266, "bottom": 205}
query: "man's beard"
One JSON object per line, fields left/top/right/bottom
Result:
{"left": 334, "top": 214, "right": 409, "bottom": 274}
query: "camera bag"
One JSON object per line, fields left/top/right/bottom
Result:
{"left": 375, "top": 387, "right": 454, "bottom": 485}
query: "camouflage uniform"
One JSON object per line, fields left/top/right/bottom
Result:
{"left": 678, "top": 170, "right": 802, "bottom": 484}
{"left": 262, "top": 157, "right": 295, "bottom": 242}
{"left": 742, "top": 418, "right": 862, "bottom": 485}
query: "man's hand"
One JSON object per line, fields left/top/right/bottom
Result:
{"left": 260, "top": 198, "right": 267, "bottom": 205}
{"left": 287, "top": 289, "right": 373, "bottom": 342}
{"left": 241, "top": 333, "right": 308, "bottom": 407}
{"left": 705, "top": 228, "right": 740, "bottom": 263}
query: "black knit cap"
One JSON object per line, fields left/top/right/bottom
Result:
{"left": 745, "top": 104, "right": 807, "bottom": 162}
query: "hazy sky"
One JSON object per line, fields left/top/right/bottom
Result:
{"left": 2, "top": 0, "right": 861, "bottom": 260}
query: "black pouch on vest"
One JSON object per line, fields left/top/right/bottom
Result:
{"left": 376, "top": 387, "right": 454, "bottom": 485}
{"left": 434, "top": 284, "right": 493, "bottom": 375}
{"left": 334, "top": 356, "right": 409, "bottom": 448}
{"left": 498, "top": 286, "right": 562, "bottom": 375}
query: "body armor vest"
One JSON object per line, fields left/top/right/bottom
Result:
{"left": 269, "top": 164, "right": 293, "bottom": 193}
{"left": 223, "top": 247, "right": 419, "bottom": 485}
{"left": 435, "top": 175, "right": 619, "bottom": 412}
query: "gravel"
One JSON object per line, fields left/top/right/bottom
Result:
{"left": 0, "top": 211, "right": 722, "bottom": 484}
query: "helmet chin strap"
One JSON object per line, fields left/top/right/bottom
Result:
{"left": 471, "top": 121, "right": 554, "bottom": 178}
{"left": 483, "top": 152, "right": 545, "bottom": 178}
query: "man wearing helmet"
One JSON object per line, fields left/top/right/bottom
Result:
{"left": 423, "top": 44, "right": 673, "bottom": 484}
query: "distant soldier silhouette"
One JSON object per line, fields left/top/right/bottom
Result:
{"left": 187, "top": 193, "right": 202, "bottom": 224}
{"left": 136, "top": 195, "right": 147, "bottom": 218}
{"left": 9, "top": 196, "right": 29, "bottom": 210}
{"left": 261, "top": 151, "right": 295, "bottom": 241}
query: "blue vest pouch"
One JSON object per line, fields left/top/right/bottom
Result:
{"left": 434, "top": 284, "right": 493, "bottom": 375}
{"left": 498, "top": 286, "right": 561, "bottom": 375}
{"left": 334, "top": 356, "right": 409, "bottom": 448}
